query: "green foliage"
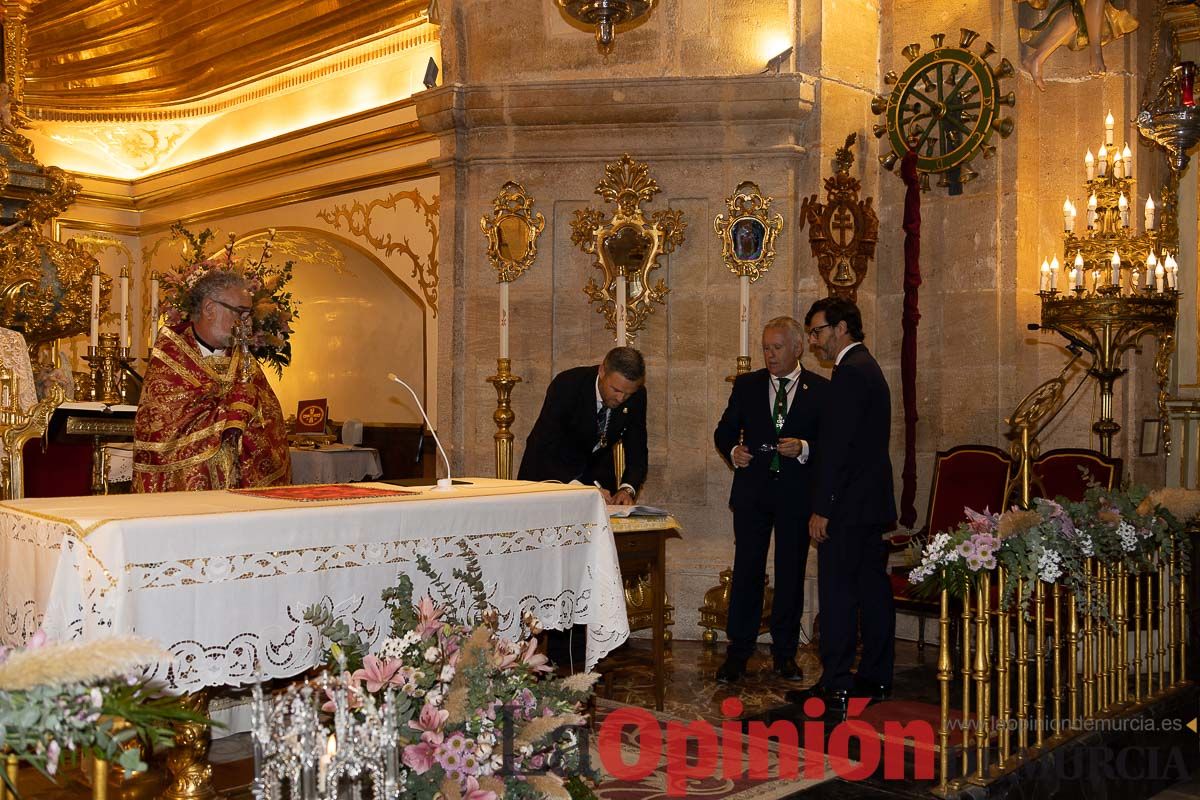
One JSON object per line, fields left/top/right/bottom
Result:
{"left": 302, "top": 602, "right": 368, "bottom": 672}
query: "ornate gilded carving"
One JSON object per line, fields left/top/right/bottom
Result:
{"left": 0, "top": 224, "right": 104, "bottom": 346}
{"left": 800, "top": 134, "right": 878, "bottom": 302}
{"left": 316, "top": 189, "right": 440, "bottom": 315}
{"left": 44, "top": 122, "right": 195, "bottom": 173}
{"left": 2, "top": 383, "right": 63, "bottom": 500}
{"left": 480, "top": 181, "right": 545, "bottom": 283}
{"left": 570, "top": 154, "right": 685, "bottom": 342}
{"left": 713, "top": 181, "right": 783, "bottom": 283}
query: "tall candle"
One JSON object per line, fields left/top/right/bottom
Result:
{"left": 1097, "top": 145, "right": 1109, "bottom": 177}
{"left": 1040, "top": 259, "right": 1050, "bottom": 292}
{"left": 1167, "top": 253, "right": 1179, "bottom": 289}
{"left": 1085, "top": 149, "right": 1095, "bottom": 181}
{"left": 738, "top": 274, "right": 750, "bottom": 357}
{"left": 1105, "top": 111, "right": 1115, "bottom": 147}
{"left": 1146, "top": 251, "right": 1157, "bottom": 288}
{"left": 1113, "top": 150, "right": 1125, "bottom": 179}
{"left": 615, "top": 274, "right": 627, "bottom": 347}
{"left": 1050, "top": 256, "right": 1060, "bottom": 291}
{"left": 1122, "top": 144, "right": 1132, "bottom": 176}
{"left": 1118, "top": 193, "right": 1130, "bottom": 228}
{"left": 499, "top": 281, "right": 510, "bottom": 359}
{"left": 149, "top": 271, "right": 160, "bottom": 348}
{"left": 1110, "top": 251, "right": 1121, "bottom": 287}
{"left": 1087, "top": 193, "right": 1098, "bottom": 229}
{"left": 1074, "top": 252, "right": 1085, "bottom": 289}
{"left": 1156, "top": 262, "right": 1166, "bottom": 293}
{"left": 89, "top": 268, "right": 101, "bottom": 350}
{"left": 119, "top": 267, "right": 130, "bottom": 349}
{"left": 1062, "top": 198, "right": 1075, "bottom": 232}
{"left": 1145, "top": 195, "right": 1156, "bottom": 230}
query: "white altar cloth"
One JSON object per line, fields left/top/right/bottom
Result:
{"left": 0, "top": 479, "right": 627, "bottom": 690}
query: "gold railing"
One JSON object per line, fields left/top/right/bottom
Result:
{"left": 933, "top": 552, "right": 1190, "bottom": 795}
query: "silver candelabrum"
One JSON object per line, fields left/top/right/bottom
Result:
{"left": 250, "top": 673, "right": 403, "bottom": 800}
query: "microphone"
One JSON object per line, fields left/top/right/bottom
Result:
{"left": 387, "top": 372, "right": 453, "bottom": 491}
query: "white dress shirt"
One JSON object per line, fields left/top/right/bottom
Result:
{"left": 732, "top": 363, "right": 811, "bottom": 466}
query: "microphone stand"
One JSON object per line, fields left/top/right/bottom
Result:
{"left": 386, "top": 373, "right": 453, "bottom": 490}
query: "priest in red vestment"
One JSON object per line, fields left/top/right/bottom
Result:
{"left": 133, "top": 270, "right": 291, "bottom": 492}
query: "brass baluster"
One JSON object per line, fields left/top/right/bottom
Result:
{"left": 3, "top": 753, "right": 17, "bottom": 800}
{"left": 1034, "top": 580, "right": 1046, "bottom": 749}
{"left": 1118, "top": 564, "right": 1128, "bottom": 704}
{"left": 1082, "top": 559, "right": 1094, "bottom": 718}
{"left": 1017, "top": 578, "right": 1028, "bottom": 753}
{"left": 1067, "top": 590, "right": 1079, "bottom": 726}
{"left": 1158, "top": 556, "right": 1168, "bottom": 694}
{"left": 1051, "top": 584, "right": 1063, "bottom": 740}
{"left": 1134, "top": 568, "right": 1142, "bottom": 702}
{"left": 1178, "top": 548, "right": 1189, "bottom": 687}
{"left": 1097, "top": 561, "right": 1109, "bottom": 711}
{"left": 972, "top": 573, "right": 991, "bottom": 781}
{"left": 937, "top": 587, "right": 953, "bottom": 795}
{"left": 997, "top": 568, "right": 1011, "bottom": 765}
{"left": 1169, "top": 550, "right": 1179, "bottom": 687}
{"left": 961, "top": 584, "right": 973, "bottom": 780}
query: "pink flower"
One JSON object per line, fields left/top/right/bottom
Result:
{"left": 27, "top": 630, "right": 48, "bottom": 649}
{"left": 321, "top": 673, "right": 364, "bottom": 713}
{"left": 463, "top": 776, "right": 498, "bottom": 800}
{"left": 352, "top": 655, "right": 405, "bottom": 693}
{"left": 402, "top": 742, "right": 436, "bottom": 774}
{"left": 45, "top": 740, "right": 61, "bottom": 775}
{"left": 416, "top": 596, "right": 444, "bottom": 638}
{"left": 409, "top": 702, "right": 449, "bottom": 744}
{"left": 518, "top": 637, "right": 552, "bottom": 673}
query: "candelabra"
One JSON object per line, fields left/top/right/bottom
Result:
{"left": 1036, "top": 114, "right": 1179, "bottom": 457}
{"left": 84, "top": 332, "right": 132, "bottom": 404}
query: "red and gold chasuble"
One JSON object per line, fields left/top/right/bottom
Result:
{"left": 133, "top": 324, "right": 291, "bottom": 492}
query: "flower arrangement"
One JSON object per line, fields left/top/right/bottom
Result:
{"left": 160, "top": 222, "right": 298, "bottom": 377}
{"left": 908, "top": 481, "right": 1192, "bottom": 624}
{"left": 0, "top": 631, "right": 207, "bottom": 792}
{"left": 297, "top": 550, "right": 598, "bottom": 800}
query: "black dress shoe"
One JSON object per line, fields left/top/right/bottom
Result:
{"left": 785, "top": 683, "right": 850, "bottom": 710}
{"left": 715, "top": 658, "right": 747, "bottom": 684}
{"left": 773, "top": 657, "right": 804, "bottom": 681}
{"left": 851, "top": 675, "right": 892, "bottom": 702}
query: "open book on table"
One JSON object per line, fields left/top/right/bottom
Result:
{"left": 606, "top": 504, "right": 670, "bottom": 518}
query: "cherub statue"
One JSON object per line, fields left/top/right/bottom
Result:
{"left": 1019, "top": 0, "right": 1138, "bottom": 91}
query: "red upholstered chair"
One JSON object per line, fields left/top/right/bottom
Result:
{"left": 892, "top": 445, "right": 1013, "bottom": 649}
{"left": 1031, "top": 448, "right": 1122, "bottom": 502}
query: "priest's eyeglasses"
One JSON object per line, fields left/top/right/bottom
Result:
{"left": 212, "top": 299, "right": 253, "bottom": 318}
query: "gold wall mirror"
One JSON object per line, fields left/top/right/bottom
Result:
{"left": 714, "top": 181, "right": 784, "bottom": 282}
{"left": 481, "top": 181, "right": 545, "bottom": 283}
{"left": 571, "top": 154, "right": 685, "bottom": 341}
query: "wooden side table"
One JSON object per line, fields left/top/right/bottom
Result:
{"left": 609, "top": 515, "right": 681, "bottom": 710}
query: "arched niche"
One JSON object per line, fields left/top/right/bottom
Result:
{"left": 257, "top": 227, "right": 427, "bottom": 425}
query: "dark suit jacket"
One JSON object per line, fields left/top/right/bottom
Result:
{"left": 517, "top": 365, "right": 648, "bottom": 492}
{"left": 713, "top": 366, "right": 827, "bottom": 513}
{"left": 812, "top": 344, "right": 897, "bottom": 527}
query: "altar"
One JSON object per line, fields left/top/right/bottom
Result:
{"left": 0, "top": 478, "right": 629, "bottom": 690}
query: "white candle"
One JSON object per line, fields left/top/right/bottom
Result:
{"left": 318, "top": 734, "right": 336, "bottom": 792}
{"left": 1119, "top": 193, "right": 1130, "bottom": 228}
{"left": 1087, "top": 193, "right": 1098, "bottom": 229}
{"left": 1097, "top": 145, "right": 1109, "bottom": 177}
{"left": 1167, "top": 253, "right": 1179, "bottom": 290}
{"left": 1105, "top": 111, "right": 1115, "bottom": 147}
{"left": 1074, "top": 252, "right": 1085, "bottom": 289}
{"left": 119, "top": 268, "right": 129, "bottom": 349}
{"left": 149, "top": 272, "right": 160, "bottom": 348}
{"left": 615, "top": 274, "right": 627, "bottom": 347}
{"left": 1122, "top": 144, "right": 1132, "bottom": 175}
{"left": 738, "top": 274, "right": 750, "bottom": 358}
{"left": 1145, "top": 195, "right": 1156, "bottom": 230}
{"left": 1146, "top": 251, "right": 1157, "bottom": 288}
{"left": 1062, "top": 198, "right": 1075, "bottom": 232}
{"left": 89, "top": 269, "right": 101, "bottom": 350}
{"left": 1085, "top": 149, "right": 1095, "bottom": 181}
{"left": 1114, "top": 150, "right": 1125, "bottom": 179}
{"left": 1156, "top": 262, "right": 1165, "bottom": 293}
{"left": 1040, "top": 259, "right": 1050, "bottom": 292}
{"left": 1110, "top": 251, "right": 1121, "bottom": 287}
{"left": 499, "top": 280, "right": 510, "bottom": 359}
{"left": 1050, "top": 256, "right": 1060, "bottom": 290}
{"left": 1132, "top": 267, "right": 1141, "bottom": 288}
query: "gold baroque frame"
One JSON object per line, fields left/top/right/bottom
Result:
{"left": 570, "top": 154, "right": 685, "bottom": 342}
{"left": 713, "top": 181, "right": 784, "bottom": 283}
{"left": 480, "top": 181, "right": 545, "bottom": 283}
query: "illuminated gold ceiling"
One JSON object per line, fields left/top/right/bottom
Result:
{"left": 22, "top": 0, "right": 429, "bottom": 115}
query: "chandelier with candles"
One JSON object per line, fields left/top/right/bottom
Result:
{"left": 1036, "top": 111, "right": 1179, "bottom": 457}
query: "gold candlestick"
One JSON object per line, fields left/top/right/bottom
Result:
{"left": 487, "top": 358, "right": 521, "bottom": 480}
{"left": 84, "top": 333, "right": 130, "bottom": 405}
{"left": 726, "top": 355, "right": 752, "bottom": 383}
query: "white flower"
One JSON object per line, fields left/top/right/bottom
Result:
{"left": 439, "top": 665, "right": 455, "bottom": 682}
{"left": 1037, "top": 547, "right": 1063, "bottom": 584}
{"left": 426, "top": 690, "right": 443, "bottom": 706}
{"left": 90, "top": 688, "right": 103, "bottom": 708}
{"left": 424, "top": 646, "right": 440, "bottom": 663}
{"left": 1117, "top": 521, "right": 1138, "bottom": 553}
{"left": 1079, "top": 534, "right": 1095, "bottom": 558}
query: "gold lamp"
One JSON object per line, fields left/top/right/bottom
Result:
{"left": 555, "top": 0, "right": 656, "bottom": 53}
{"left": 1036, "top": 113, "right": 1178, "bottom": 457}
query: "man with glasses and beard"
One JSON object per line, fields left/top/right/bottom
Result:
{"left": 134, "top": 270, "right": 290, "bottom": 492}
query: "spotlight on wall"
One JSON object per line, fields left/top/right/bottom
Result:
{"left": 763, "top": 47, "right": 794, "bottom": 75}
{"left": 423, "top": 58, "right": 439, "bottom": 89}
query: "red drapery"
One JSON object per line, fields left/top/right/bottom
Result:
{"left": 899, "top": 150, "right": 922, "bottom": 528}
